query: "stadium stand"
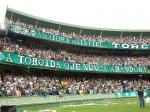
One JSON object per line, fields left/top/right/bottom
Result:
{"left": 0, "top": 36, "right": 149, "bottom": 66}
{"left": 0, "top": 9, "right": 150, "bottom": 110}
{"left": 0, "top": 73, "right": 150, "bottom": 97}
{"left": 8, "top": 19, "right": 150, "bottom": 45}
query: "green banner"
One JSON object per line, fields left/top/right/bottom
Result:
{"left": 9, "top": 24, "right": 150, "bottom": 50}
{"left": 115, "top": 91, "right": 147, "bottom": 97}
{"left": 0, "top": 52, "right": 147, "bottom": 74}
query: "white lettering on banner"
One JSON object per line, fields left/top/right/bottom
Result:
{"left": 104, "top": 66, "right": 107, "bottom": 72}
{"left": 56, "top": 62, "right": 61, "bottom": 68}
{"left": 68, "top": 37, "right": 73, "bottom": 44}
{"left": 55, "top": 35, "right": 61, "bottom": 42}
{"left": 83, "top": 64, "right": 88, "bottom": 71}
{"left": 81, "top": 40, "right": 87, "bottom": 46}
{"left": 112, "top": 43, "right": 120, "bottom": 48}
{"left": 112, "top": 43, "right": 150, "bottom": 50}
{"left": 124, "top": 66, "right": 129, "bottom": 72}
{"left": 67, "top": 63, "right": 81, "bottom": 70}
{"left": 114, "top": 66, "right": 141, "bottom": 72}
{"left": 129, "top": 67, "right": 133, "bottom": 72}
{"left": 88, "top": 41, "right": 93, "bottom": 46}
{"left": 38, "top": 59, "right": 45, "bottom": 66}
{"left": 49, "top": 60, "right": 55, "bottom": 67}
{"left": 36, "top": 32, "right": 43, "bottom": 39}
{"left": 45, "top": 59, "right": 50, "bottom": 67}
{"left": 70, "top": 63, "right": 75, "bottom": 70}
{"left": 89, "top": 64, "right": 93, "bottom": 71}
{"left": 10, "top": 24, "right": 150, "bottom": 50}
{"left": 52, "top": 35, "right": 55, "bottom": 40}
{"left": 66, "top": 37, "right": 69, "bottom": 43}
{"left": 40, "top": 32, "right": 44, "bottom": 39}
{"left": 119, "top": 66, "right": 124, "bottom": 72}
{"left": 131, "top": 44, "right": 139, "bottom": 49}
{"left": 64, "top": 63, "right": 69, "bottom": 69}
{"left": 60, "top": 36, "right": 66, "bottom": 43}
{"left": 43, "top": 33, "right": 48, "bottom": 39}
{"left": 93, "top": 65, "right": 98, "bottom": 71}
{"left": 76, "top": 64, "right": 81, "bottom": 70}
{"left": 94, "top": 41, "right": 98, "bottom": 47}
{"left": 6, "top": 54, "right": 13, "bottom": 62}
{"left": 141, "top": 44, "right": 149, "bottom": 49}
{"left": 90, "top": 41, "right": 94, "bottom": 46}
{"left": 114, "top": 66, "right": 120, "bottom": 72}
{"left": 139, "top": 67, "right": 146, "bottom": 72}
{"left": 138, "top": 67, "right": 142, "bottom": 72}
{"left": 48, "top": 34, "right": 52, "bottom": 40}
{"left": 98, "top": 65, "right": 105, "bottom": 71}
{"left": 25, "top": 57, "right": 32, "bottom": 65}
{"left": 122, "top": 44, "right": 130, "bottom": 48}
{"left": 98, "top": 41, "right": 104, "bottom": 48}
{"left": 32, "top": 58, "right": 38, "bottom": 65}
{"left": 18, "top": 55, "right": 24, "bottom": 64}
{"left": 109, "top": 66, "right": 114, "bottom": 72}
{"left": 133, "top": 67, "right": 138, "bottom": 72}
{"left": 72, "top": 39, "right": 77, "bottom": 45}
{"left": 72, "top": 39, "right": 77, "bottom": 44}
{"left": 2, "top": 53, "right": 147, "bottom": 73}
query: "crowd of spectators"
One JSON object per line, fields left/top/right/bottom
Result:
{"left": 0, "top": 37, "right": 149, "bottom": 66}
{"left": 0, "top": 19, "right": 149, "bottom": 98}
{"left": 0, "top": 73, "right": 150, "bottom": 97}
{"left": 8, "top": 19, "right": 150, "bottom": 45}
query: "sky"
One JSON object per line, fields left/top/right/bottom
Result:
{"left": 1, "top": 0, "right": 150, "bottom": 30}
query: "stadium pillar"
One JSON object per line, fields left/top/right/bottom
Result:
{"left": 35, "top": 20, "right": 38, "bottom": 28}
{"left": 79, "top": 28, "right": 82, "bottom": 35}
{"left": 100, "top": 31, "right": 103, "bottom": 37}
{"left": 10, "top": 12, "right": 13, "bottom": 22}
{"left": 58, "top": 25, "right": 61, "bottom": 32}
{"left": 120, "top": 32, "right": 123, "bottom": 38}
{"left": 140, "top": 32, "right": 143, "bottom": 38}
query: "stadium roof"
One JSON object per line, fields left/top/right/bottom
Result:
{"left": 6, "top": 8, "right": 150, "bottom": 33}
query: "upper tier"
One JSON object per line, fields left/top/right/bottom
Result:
{"left": 0, "top": 36, "right": 149, "bottom": 74}
{"left": 5, "top": 8, "right": 150, "bottom": 50}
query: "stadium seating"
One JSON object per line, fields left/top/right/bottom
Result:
{"left": 0, "top": 9, "right": 149, "bottom": 100}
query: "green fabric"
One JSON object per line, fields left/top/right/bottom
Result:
{"left": 0, "top": 52, "right": 148, "bottom": 74}
{"left": 9, "top": 24, "right": 150, "bottom": 50}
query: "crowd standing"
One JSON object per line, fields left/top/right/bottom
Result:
{"left": 8, "top": 19, "right": 150, "bottom": 45}
{"left": 0, "top": 73, "right": 150, "bottom": 97}
{"left": 0, "top": 37, "right": 149, "bottom": 66}
{"left": 0, "top": 19, "right": 149, "bottom": 97}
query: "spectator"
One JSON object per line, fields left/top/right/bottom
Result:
{"left": 0, "top": 73, "right": 150, "bottom": 97}
{"left": 0, "top": 37, "right": 149, "bottom": 66}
